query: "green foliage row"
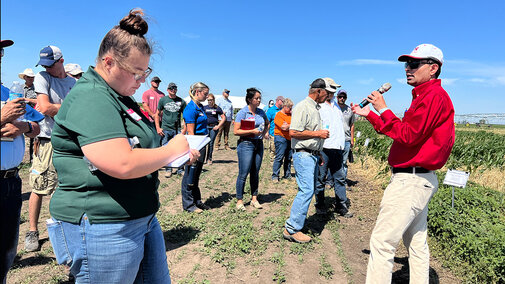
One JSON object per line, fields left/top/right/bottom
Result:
{"left": 428, "top": 183, "right": 505, "bottom": 283}
{"left": 446, "top": 130, "right": 505, "bottom": 171}
{"left": 353, "top": 121, "right": 505, "bottom": 171}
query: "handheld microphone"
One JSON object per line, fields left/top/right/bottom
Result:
{"left": 358, "top": 83, "right": 392, "bottom": 108}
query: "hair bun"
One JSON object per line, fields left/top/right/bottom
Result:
{"left": 119, "top": 9, "right": 148, "bottom": 36}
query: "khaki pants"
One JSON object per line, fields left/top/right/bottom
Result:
{"left": 216, "top": 121, "right": 231, "bottom": 148}
{"left": 366, "top": 172, "right": 438, "bottom": 284}
{"left": 29, "top": 139, "right": 57, "bottom": 195}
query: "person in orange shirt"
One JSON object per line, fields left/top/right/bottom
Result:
{"left": 272, "top": 98, "right": 294, "bottom": 182}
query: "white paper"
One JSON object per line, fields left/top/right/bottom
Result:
{"left": 443, "top": 169, "right": 470, "bottom": 188}
{"left": 165, "top": 135, "right": 211, "bottom": 168}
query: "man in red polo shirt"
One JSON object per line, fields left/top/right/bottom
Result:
{"left": 142, "top": 76, "right": 165, "bottom": 120}
{"left": 352, "top": 44, "right": 455, "bottom": 283}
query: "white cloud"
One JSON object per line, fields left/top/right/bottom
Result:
{"left": 469, "top": 78, "right": 486, "bottom": 83}
{"left": 396, "top": 78, "right": 407, "bottom": 85}
{"left": 180, "top": 33, "right": 200, "bottom": 39}
{"left": 442, "top": 78, "right": 459, "bottom": 85}
{"left": 357, "top": 78, "right": 374, "bottom": 85}
{"left": 445, "top": 60, "right": 505, "bottom": 86}
{"left": 338, "top": 59, "right": 398, "bottom": 66}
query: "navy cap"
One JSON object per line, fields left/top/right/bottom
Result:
{"left": 36, "top": 46, "right": 63, "bottom": 67}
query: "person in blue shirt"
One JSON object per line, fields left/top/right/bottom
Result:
{"left": 265, "top": 96, "right": 284, "bottom": 160}
{"left": 1, "top": 39, "right": 44, "bottom": 283}
{"left": 203, "top": 93, "right": 225, "bottom": 164}
{"left": 181, "top": 82, "right": 211, "bottom": 213}
{"left": 233, "top": 88, "right": 269, "bottom": 210}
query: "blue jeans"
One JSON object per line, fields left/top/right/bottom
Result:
{"left": 342, "top": 141, "right": 351, "bottom": 180}
{"left": 236, "top": 139, "right": 264, "bottom": 200}
{"left": 161, "top": 129, "right": 177, "bottom": 146}
{"left": 207, "top": 127, "right": 218, "bottom": 161}
{"left": 0, "top": 175, "right": 22, "bottom": 283}
{"left": 272, "top": 136, "right": 292, "bottom": 180}
{"left": 285, "top": 151, "right": 319, "bottom": 234}
{"left": 47, "top": 214, "right": 170, "bottom": 284}
{"left": 181, "top": 147, "right": 207, "bottom": 211}
{"left": 315, "top": 148, "right": 348, "bottom": 209}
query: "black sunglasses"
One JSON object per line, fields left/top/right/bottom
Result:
{"left": 404, "top": 60, "right": 435, "bottom": 70}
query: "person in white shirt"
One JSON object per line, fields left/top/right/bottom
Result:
{"left": 314, "top": 77, "right": 353, "bottom": 218}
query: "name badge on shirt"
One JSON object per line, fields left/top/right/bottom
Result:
{"left": 149, "top": 97, "right": 154, "bottom": 100}
{"left": 127, "top": 109, "right": 142, "bottom": 121}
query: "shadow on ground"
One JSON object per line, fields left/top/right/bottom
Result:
{"left": 164, "top": 227, "right": 201, "bottom": 251}
{"left": 206, "top": 192, "right": 233, "bottom": 209}
{"left": 361, "top": 250, "right": 440, "bottom": 283}
{"left": 211, "top": 159, "right": 237, "bottom": 164}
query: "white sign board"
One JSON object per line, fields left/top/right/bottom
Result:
{"left": 443, "top": 169, "right": 470, "bottom": 188}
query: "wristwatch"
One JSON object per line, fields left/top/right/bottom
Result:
{"left": 26, "top": 122, "right": 33, "bottom": 134}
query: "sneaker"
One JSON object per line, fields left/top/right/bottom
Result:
{"left": 236, "top": 203, "right": 246, "bottom": 211}
{"left": 193, "top": 208, "right": 203, "bottom": 213}
{"left": 251, "top": 200, "right": 263, "bottom": 209}
{"left": 25, "top": 231, "right": 39, "bottom": 252}
{"left": 316, "top": 207, "right": 327, "bottom": 215}
{"left": 282, "top": 229, "right": 311, "bottom": 243}
{"left": 272, "top": 178, "right": 279, "bottom": 183}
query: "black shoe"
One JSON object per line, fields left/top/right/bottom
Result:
{"left": 336, "top": 209, "right": 353, "bottom": 218}
{"left": 197, "top": 202, "right": 211, "bottom": 210}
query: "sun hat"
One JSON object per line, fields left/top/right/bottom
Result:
{"left": 398, "top": 43, "right": 444, "bottom": 65}
{"left": 18, "top": 68, "right": 36, "bottom": 79}
{"left": 64, "top": 63, "right": 83, "bottom": 75}
{"left": 36, "top": 45, "right": 63, "bottom": 67}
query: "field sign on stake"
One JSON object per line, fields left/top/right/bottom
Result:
{"left": 443, "top": 169, "right": 470, "bottom": 188}
{"left": 443, "top": 169, "right": 470, "bottom": 209}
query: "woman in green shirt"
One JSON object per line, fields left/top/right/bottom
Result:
{"left": 47, "top": 9, "right": 198, "bottom": 283}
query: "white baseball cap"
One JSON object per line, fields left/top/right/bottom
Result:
{"left": 322, "top": 77, "right": 341, "bottom": 92}
{"left": 398, "top": 44, "right": 444, "bottom": 65}
{"left": 18, "top": 68, "right": 35, "bottom": 79}
{"left": 64, "top": 63, "right": 84, "bottom": 75}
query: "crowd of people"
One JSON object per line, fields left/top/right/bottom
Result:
{"left": 1, "top": 8, "right": 455, "bottom": 284}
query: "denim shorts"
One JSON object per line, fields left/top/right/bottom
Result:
{"left": 47, "top": 214, "right": 170, "bottom": 283}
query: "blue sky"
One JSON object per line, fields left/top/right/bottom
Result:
{"left": 1, "top": 0, "right": 504, "bottom": 115}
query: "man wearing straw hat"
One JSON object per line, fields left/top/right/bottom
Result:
{"left": 64, "top": 63, "right": 84, "bottom": 80}
{"left": 18, "top": 68, "right": 37, "bottom": 107}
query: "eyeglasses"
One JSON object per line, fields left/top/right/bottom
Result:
{"left": 129, "top": 66, "right": 152, "bottom": 81}
{"left": 404, "top": 60, "right": 434, "bottom": 70}
{"left": 104, "top": 57, "right": 152, "bottom": 81}
{"left": 337, "top": 96, "right": 347, "bottom": 99}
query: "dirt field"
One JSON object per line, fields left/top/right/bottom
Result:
{"left": 7, "top": 137, "right": 460, "bottom": 283}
